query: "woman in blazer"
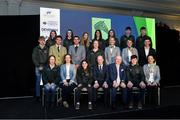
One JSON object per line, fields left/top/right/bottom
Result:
{"left": 60, "top": 54, "right": 77, "bottom": 108}
{"left": 143, "top": 55, "right": 160, "bottom": 105}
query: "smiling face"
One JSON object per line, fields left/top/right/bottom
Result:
{"left": 131, "top": 58, "right": 138, "bottom": 65}
{"left": 97, "top": 55, "right": 104, "bottom": 65}
{"left": 127, "top": 40, "right": 133, "bottom": 48}
{"left": 115, "top": 56, "right": 122, "bottom": 65}
{"left": 109, "top": 37, "right": 115, "bottom": 45}
{"left": 65, "top": 55, "right": 71, "bottom": 64}
{"left": 73, "top": 37, "right": 80, "bottom": 45}
{"left": 55, "top": 37, "right": 62, "bottom": 45}
{"left": 49, "top": 56, "right": 56, "bottom": 65}
{"left": 50, "top": 31, "right": 56, "bottom": 38}
{"left": 148, "top": 55, "right": 155, "bottom": 64}
{"left": 82, "top": 61, "right": 88, "bottom": 69}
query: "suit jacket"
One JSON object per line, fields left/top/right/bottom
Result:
{"left": 93, "top": 64, "right": 109, "bottom": 85}
{"left": 60, "top": 64, "right": 77, "bottom": 84}
{"left": 49, "top": 45, "right": 67, "bottom": 66}
{"left": 68, "top": 45, "right": 86, "bottom": 65}
{"left": 105, "top": 46, "right": 121, "bottom": 65}
{"left": 138, "top": 47, "right": 156, "bottom": 66}
{"left": 122, "top": 47, "right": 138, "bottom": 66}
{"left": 108, "top": 63, "right": 126, "bottom": 86}
{"left": 143, "top": 64, "right": 160, "bottom": 84}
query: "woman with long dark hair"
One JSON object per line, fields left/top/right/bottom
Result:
{"left": 75, "top": 60, "right": 93, "bottom": 110}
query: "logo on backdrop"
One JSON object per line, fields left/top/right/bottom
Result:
{"left": 40, "top": 7, "right": 60, "bottom": 40}
{"left": 92, "top": 17, "right": 111, "bottom": 40}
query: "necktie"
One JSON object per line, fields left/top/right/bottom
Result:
{"left": 75, "top": 46, "right": 78, "bottom": 53}
{"left": 57, "top": 46, "right": 59, "bottom": 52}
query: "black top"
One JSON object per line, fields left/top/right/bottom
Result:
{"left": 136, "top": 35, "right": 152, "bottom": 51}
{"left": 76, "top": 67, "right": 93, "bottom": 85}
{"left": 63, "top": 38, "right": 73, "bottom": 51}
{"left": 42, "top": 65, "right": 60, "bottom": 85}
{"left": 87, "top": 49, "right": 104, "bottom": 68}
{"left": 127, "top": 64, "right": 145, "bottom": 86}
{"left": 120, "top": 35, "right": 135, "bottom": 50}
{"left": 32, "top": 45, "right": 49, "bottom": 67}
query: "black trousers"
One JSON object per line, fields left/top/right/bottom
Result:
{"left": 92, "top": 85, "right": 109, "bottom": 105}
{"left": 60, "top": 83, "right": 76, "bottom": 102}
{"left": 146, "top": 85, "right": 158, "bottom": 105}
{"left": 111, "top": 87, "right": 127, "bottom": 105}
{"left": 75, "top": 85, "right": 93, "bottom": 103}
{"left": 127, "top": 87, "right": 145, "bottom": 104}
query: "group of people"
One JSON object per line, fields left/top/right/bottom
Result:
{"left": 32, "top": 26, "right": 160, "bottom": 110}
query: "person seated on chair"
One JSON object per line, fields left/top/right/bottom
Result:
{"left": 60, "top": 54, "right": 77, "bottom": 108}
{"left": 75, "top": 60, "right": 93, "bottom": 110}
{"left": 109, "top": 55, "right": 127, "bottom": 109}
{"left": 42, "top": 55, "right": 60, "bottom": 107}
{"left": 127, "top": 55, "right": 146, "bottom": 109}
{"left": 92, "top": 55, "right": 109, "bottom": 108}
{"left": 143, "top": 55, "right": 160, "bottom": 105}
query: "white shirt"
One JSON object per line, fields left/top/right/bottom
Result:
{"left": 66, "top": 64, "right": 71, "bottom": 79}
{"left": 56, "top": 44, "right": 61, "bottom": 51}
{"left": 98, "top": 64, "right": 103, "bottom": 70}
{"left": 145, "top": 47, "right": 150, "bottom": 57}
{"left": 128, "top": 48, "right": 132, "bottom": 62}
{"left": 110, "top": 45, "right": 115, "bottom": 54}
{"left": 116, "top": 64, "right": 121, "bottom": 85}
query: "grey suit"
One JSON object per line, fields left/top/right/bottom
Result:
{"left": 122, "top": 47, "right": 138, "bottom": 66}
{"left": 143, "top": 64, "right": 160, "bottom": 84}
{"left": 105, "top": 46, "right": 121, "bottom": 65}
{"left": 68, "top": 45, "right": 86, "bottom": 65}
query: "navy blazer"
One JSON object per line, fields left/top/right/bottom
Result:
{"left": 108, "top": 63, "right": 126, "bottom": 86}
{"left": 93, "top": 64, "right": 109, "bottom": 85}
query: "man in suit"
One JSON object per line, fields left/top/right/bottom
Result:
{"left": 68, "top": 36, "right": 86, "bottom": 68}
{"left": 105, "top": 37, "right": 121, "bottom": 65}
{"left": 138, "top": 38, "right": 156, "bottom": 66}
{"left": 109, "top": 55, "right": 127, "bottom": 109}
{"left": 122, "top": 39, "right": 138, "bottom": 66}
{"left": 92, "top": 55, "right": 109, "bottom": 108}
{"left": 49, "top": 35, "right": 67, "bottom": 66}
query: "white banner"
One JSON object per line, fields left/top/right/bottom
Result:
{"left": 40, "top": 7, "right": 60, "bottom": 40}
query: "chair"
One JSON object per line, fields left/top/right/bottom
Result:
{"left": 73, "top": 87, "right": 104, "bottom": 107}
{"left": 109, "top": 86, "right": 161, "bottom": 106}
{"left": 42, "top": 87, "right": 61, "bottom": 107}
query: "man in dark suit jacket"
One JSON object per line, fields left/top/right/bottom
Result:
{"left": 108, "top": 55, "right": 127, "bottom": 109}
{"left": 138, "top": 38, "right": 156, "bottom": 66}
{"left": 92, "top": 55, "right": 109, "bottom": 108}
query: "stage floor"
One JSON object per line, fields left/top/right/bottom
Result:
{"left": 0, "top": 97, "right": 180, "bottom": 119}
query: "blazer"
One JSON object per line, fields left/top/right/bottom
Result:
{"left": 68, "top": 45, "right": 86, "bottom": 65}
{"left": 138, "top": 47, "right": 156, "bottom": 66}
{"left": 49, "top": 45, "right": 67, "bottom": 66}
{"left": 60, "top": 64, "right": 77, "bottom": 84}
{"left": 143, "top": 64, "right": 160, "bottom": 84}
{"left": 108, "top": 63, "right": 126, "bottom": 86}
{"left": 105, "top": 46, "right": 121, "bottom": 65}
{"left": 122, "top": 47, "right": 139, "bottom": 66}
{"left": 93, "top": 64, "right": 109, "bottom": 85}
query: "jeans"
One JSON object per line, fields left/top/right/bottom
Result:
{"left": 44, "top": 83, "right": 57, "bottom": 102}
{"left": 35, "top": 67, "right": 42, "bottom": 97}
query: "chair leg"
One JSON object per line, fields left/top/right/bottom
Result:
{"left": 109, "top": 89, "right": 111, "bottom": 106}
{"left": 158, "top": 87, "right": 160, "bottom": 105}
{"left": 74, "top": 88, "right": 77, "bottom": 107}
{"left": 42, "top": 88, "right": 44, "bottom": 107}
